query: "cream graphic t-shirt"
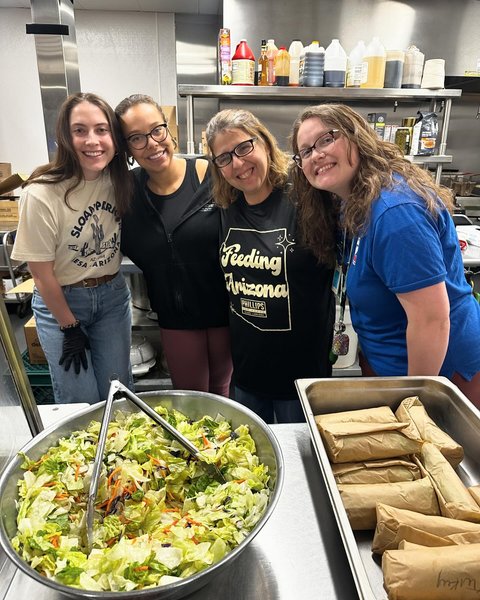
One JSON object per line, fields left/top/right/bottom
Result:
{"left": 12, "top": 172, "right": 121, "bottom": 286}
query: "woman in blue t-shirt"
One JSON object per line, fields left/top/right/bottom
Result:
{"left": 290, "top": 103, "right": 480, "bottom": 409}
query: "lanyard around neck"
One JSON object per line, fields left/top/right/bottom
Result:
{"left": 338, "top": 230, "right": 355, "bottom": 323}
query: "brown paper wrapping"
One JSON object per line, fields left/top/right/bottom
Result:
{"left": 318, "top": 420, "right": 422, "bottom": 463}
{"left": 468, "top": 484, "right": 480, "bottom": 507}
{"left": 395, "top": 396, "right": 464, "bottom": 467}
{"left": 382, "top": 543, "right": 480, "bottom": 600}
{"left": 332, "top": 458, "right": 422, "bottom": 485}
{"left": 420, "top": 442, "right": 480, "bottom": 522}
{"left": 337, "top": 477, "right": 439, "bottom": 530}
{"left": 315, "top": 405, "right": 397, "bottom": 426}
{"left": 372, "top": 502, "right": 480, "bottom": 554}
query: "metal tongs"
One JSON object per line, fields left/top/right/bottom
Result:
{"left": 85, "top": 378, "right": 225, "bottom": 552}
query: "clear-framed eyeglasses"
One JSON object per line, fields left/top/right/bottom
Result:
{"left": 126, "top": 124, "right": 168, "bottom": 150}
{"left": 293, "top": 129, "right": 340, "bottom": 168}
{"left": 212, "top": 137, "right": 258, "bottom": 168}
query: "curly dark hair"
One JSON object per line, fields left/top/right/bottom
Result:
{"left": 290, "top": 103, "right": 454, "bottom": 264}
{"left": 205, "top": 108, "right": 290, "bottom": 208}
{"left": 25, "top": 92, "right": 132, "bottom": 216}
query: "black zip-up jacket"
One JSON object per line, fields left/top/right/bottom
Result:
{"left": 121, "top": 160, "right": 229, "bottom": 329}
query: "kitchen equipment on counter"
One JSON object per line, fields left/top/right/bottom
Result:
{"left": 130, "top": 333, "right": 156, "bottom": 376}
{"left": 295, "top": 376, "right": 480, "bottom": 600}
{"left": 442, "top": 172, "right": 479, "bottom": 197}
{"left": 0, "top": 389, "right": 284, "bottom": 600}
{"left": 124, "top": 270, "right": 151, "bottom": 311}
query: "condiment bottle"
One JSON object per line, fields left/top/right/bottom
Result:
{"left": 361, "top": 37, "right": 386, "bottom": 88}
{"left": 346, "top": 40, "right": 366, "bottom": 88}
{"left": 303, "top": 41, "right": 325, "bottom": 87}
{"left": 257, "top": 39, "right": 268, "bottom": 86}
{"left": 324, "top": 38, "right": 347, "bottom": 87}
{"left": 288, "top": 39, "right": 303, "bottom": 86}
{"left": 275, "top": 46, "right": 290, "bottom": 86}
{"left": 266, "top": 39, "right": 278, "bottom": 86}
{"left": 384, "top": 50, "right": 405, "bottom": 88}
{"left": 231, "top": 39, "right": 255, "bottom": 86}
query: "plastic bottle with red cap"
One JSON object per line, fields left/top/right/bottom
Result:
{"left": 232, "top": 39, "right": 255, "bottom": 85}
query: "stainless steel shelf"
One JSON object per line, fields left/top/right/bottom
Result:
{"left": 404, "top": 154, "right": 453, "bottom": 164}
{"left": 178, "top": 84, "right": 462, "bottom": 100}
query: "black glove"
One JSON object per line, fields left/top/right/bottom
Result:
{"left": 59, "top": 323, "right": 90, "bottom": 375}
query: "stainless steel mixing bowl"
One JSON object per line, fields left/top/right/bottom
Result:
{"left": 0, "top": 390, "right": 284, "bottom": 599}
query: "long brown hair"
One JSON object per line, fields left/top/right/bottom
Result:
{"left": 25, "top": 92, "right": 132, "bottom": 216}
{"left": 290, "top": 103, "right": 454, "bottom": 263}
{"left": 205, "top": 108, "right": 290, "bottom": 208}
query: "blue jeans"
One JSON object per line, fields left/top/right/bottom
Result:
{"left": 32, "top": 273, "right": 133, "bottom": 404}
{"left": 233, "top": 386, "right": 306, "bottom": 424}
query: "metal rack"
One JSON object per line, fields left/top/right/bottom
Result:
{"left": 0, "top": 228, "right": 31, "bottom": 318}
{"left": 178, "top": 84, "right": 462, "bottom": 183}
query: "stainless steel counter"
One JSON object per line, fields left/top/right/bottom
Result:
{"left": 2, "top": 424, "right": 359, "bottom": 600}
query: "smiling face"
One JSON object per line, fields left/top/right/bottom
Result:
{"left": 119, "top": 103, "right": 173, "bottom": 174}
{"left": 296, "top": 117, "right": 360, "bottom": 200}
{"left": 70, "top": 101, "right": 116, "bottom": 181}
{"left": 211, "top": 128, "right": 272, "bottom": 205}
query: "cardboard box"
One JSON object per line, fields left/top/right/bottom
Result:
{"left": 0, "top": 173, "right": 27, "bottom": 198}
{"left": 24, "top": 315, "right": 47, "bottom": 365}
{"left": 367, "top": 112, "right": 387, "bottom": 140}
{"left": 0, "top": 162, "right": 12, "bottom": 181}
{"left": 0, "top": 199, "right": 18, "bottom": 222}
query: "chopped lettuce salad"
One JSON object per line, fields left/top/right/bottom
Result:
{"left": 12, "top": 406, "right": 271, "bottom": 591}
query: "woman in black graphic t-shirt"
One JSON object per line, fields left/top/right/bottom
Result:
{"left": 205, "top": 108, "right": 335, "bottom": 423}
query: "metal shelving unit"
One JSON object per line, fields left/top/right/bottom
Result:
{"left": 178, "top": 84, "right": 462, "bottom": 183}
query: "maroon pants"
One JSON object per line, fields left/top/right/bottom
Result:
{"left": 359, "top": 353, "right": 480, "bottom": 411}
{"left": 159, "top": 326, "right": 233, "bottom": 397}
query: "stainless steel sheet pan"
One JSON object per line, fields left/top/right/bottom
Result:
{"left": 295, "top": 376, "right": 480, "bottom": 600}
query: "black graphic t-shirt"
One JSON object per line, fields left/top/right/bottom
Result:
{"left": 220, "top": 187, "right": 335, "bottom": 399}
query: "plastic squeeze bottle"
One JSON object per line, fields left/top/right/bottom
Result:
{"left": 346, "top": 40, "right": 366, "bottom": 88}
{"left": 275, "top": 46, "right": 290, "bottom": 86}
{"left": 324, "top": 38, "right": 347, "bottom": 87}
{"left": 266, "top": 39, "right": 278, "bottom": 85}
{"left": 232, "top": 39, "right": 255, "bottom": 85}
{"left": 361, "top": 37, "right": 386, "bottom": 88}
{"left": 288, "top": 39, "right": 304, "bottom": 86}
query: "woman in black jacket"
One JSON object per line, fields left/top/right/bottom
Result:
{"left": 116, "top": 94, "right": 232, "bottom": 396}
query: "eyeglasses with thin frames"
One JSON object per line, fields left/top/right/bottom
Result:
{"left": 212, "top": 137, "right": 258, "bottom": 168}
{"left": 293, "top": 129, "right": 340, "bottom": 168}
{"left": 126, "top": 124, "right": 168, "bottom": 150}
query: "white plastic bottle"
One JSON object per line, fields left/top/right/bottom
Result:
{"left": 402, "top": 45, "right": 425, "bottom": 89}
{"left": 361, "top": 37, "right": 386, "bottom": 89}
{"left": 303, "top": 41, "right": 325, "bottom": 87}
{"left": 346, "top": 40, "right": 366, "bottom": 88}
{"left": 324, "top": 38, "right": 347, "bottom": 87}
{"left": 288, "top": 39, "right": 304, "bottom": 86}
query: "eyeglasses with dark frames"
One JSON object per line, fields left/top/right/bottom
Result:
{"left": 293, "top": 129, "right": 340, "bottom": 168}
{"left": 126, "top": 124, "right": 168, "bottom": 150}
{"left": 212, "top": 137, "right": 258, "bottom": 168}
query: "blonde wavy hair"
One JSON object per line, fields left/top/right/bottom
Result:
{"left": 205, "top": 108, "right": 290, "bottom": 208}
{"left": 290, "top": 103, "right": 454, "bottom": 264}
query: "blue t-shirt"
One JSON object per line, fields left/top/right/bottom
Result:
{"left": 347, "top": 176, "right": 480, "bottom": 379}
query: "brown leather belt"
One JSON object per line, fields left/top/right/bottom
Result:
{"left": 68, "top": 272, "right": 118, "bottom": 288}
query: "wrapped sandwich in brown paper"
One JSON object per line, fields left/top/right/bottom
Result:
{"left": 372, "top": 502, "right": 480, "bottom": 554}
{"left": 337, "top": 477, "right": 439, "bottom": 530}
{"left": 332, "top": 458, "right": 422, "bottom": 485}
{"left": 420, "top": 442, "right": 480, "bottom": 522}
{"left": 315, "top": 405, "right": 397, "bottom": 426}
{"left": 395, "top": 396, "right": 464, "bottom": 467}
{"left": 468, "top": 484, "right": 480, "bottom": 507}
{"left": 382, "top": 543, "right": 480, "bottom": 600}
{"left": 318, "top": 420, "right": 422, "bottom": 463}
